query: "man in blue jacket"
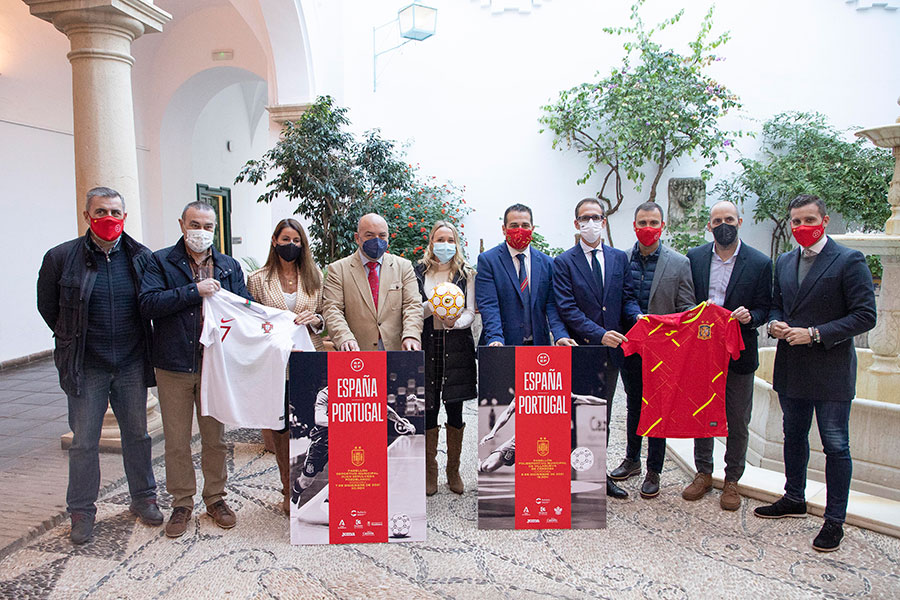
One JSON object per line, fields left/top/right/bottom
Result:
{"left": 475, "top": 204, "right": 573, "bottom": 348}
{"left": 37, "top": 186, "right": 161, "bottom": 544}
{"left": 755, "top": 195, "right": 876, "bottom": 552}
{"left": 140, "top": 201, "right": 251, "bottom": 538}
{"left": 553, "top": 198, "right": 641, "bottom": 498}
{"left": 683, "top": 200, "right": 772, "bottom": 511}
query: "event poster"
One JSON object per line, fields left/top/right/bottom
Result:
{"left": 477, "top": 346, "right": 607, "bottom": 530}
{"left": 288, "top": 351, "right": 426, "bottom": 545}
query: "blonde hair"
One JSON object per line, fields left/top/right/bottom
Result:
{"left": 420, "top": 220, "right": 473, "bottom": 279}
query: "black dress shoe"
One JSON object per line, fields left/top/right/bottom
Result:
{"left": 639, "top": 471, "right": 660, "bottom": 499}
{"left": 606, "top": 479, "right": 629, "bottom": 499}
{"left": 609, "top": 458, "right": 641, "bottom": 481}
{"left": 70, "top": 513, "right": 94, "bottom": 545}
{"left": 129, "top": 498, "right": 164, "bottom": 527}
{"left": 812, "top": 520, "right": 844, "bottom": 552}
{"left": 753, "top": 496, "right": 808, "bottom": 519}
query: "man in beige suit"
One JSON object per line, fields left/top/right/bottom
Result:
{"left": 323, "top": 213, "right": 423, "bottom": 351}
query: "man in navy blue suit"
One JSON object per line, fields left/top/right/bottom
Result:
{"left": 754, "top": 195, "right": 876, "bottom": 553}
{"left": 683, "top": 200, "right": 772, "bottom": 511}
{"left": 554, "top": 198, "right": 641, "bottom": 498}
{"left": 475, "top": 203, "right": 573, "bottom": 347}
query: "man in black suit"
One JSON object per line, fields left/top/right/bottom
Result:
{"left": 683, "top": 200, "right": 772, "bottom": 510}
{"left": 754, "top": 195, "right": 876, "bottom": 553}
{"left": 553, "top": 198, "right": 642, "bottom": 498}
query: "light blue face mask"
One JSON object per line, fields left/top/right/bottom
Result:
{"left": 433, "top": 242, "right": 457, "bottom": 264}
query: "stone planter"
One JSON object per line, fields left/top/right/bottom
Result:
{"left": 749, "top": 347, "right": 900, "bottom": 501}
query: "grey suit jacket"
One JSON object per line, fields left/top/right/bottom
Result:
{"left": 647, "top": 245, "right": 696, "bottom": 315}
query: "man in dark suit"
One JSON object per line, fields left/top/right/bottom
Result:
{"left": 608, "top": 201, "right": 695, "bottom": 499}
{"left": 475, "top": 203, "right": 573, "bottom": 347}
{"left": 755, "top": 195, "right": 876, "bottom": 552}
{"left": 140, "top": 201, "right": 252, "bottom": 538}
{"left": 683, "top": 200, "right": 772, "bottom": 510}
{"left": 554, "top": 198, "right": 642, "bottom": 498}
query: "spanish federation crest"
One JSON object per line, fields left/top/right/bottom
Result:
{"left": 697, "top": 324, "right": 712, "bottom": 340}
{"left": 351, "top": 445, "right": 365, "bottom": 467}
{"left": 536, "top": 436, "right": 550, "bottom": 457}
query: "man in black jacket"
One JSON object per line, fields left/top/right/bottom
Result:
{"left": 37, "top": 187, "right": 161, "bottom": 545}
{"left": 683, "top": 200, "right": 772, "bottom": 511}
{"left": 755, "top": 195, "right": 876, "bottom": 552}
{"left": 140, "top": 201, "right": 251, "bottom": 538}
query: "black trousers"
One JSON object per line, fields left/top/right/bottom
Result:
{"left": 620, "top": 354, "right": 666, "bottom": 473}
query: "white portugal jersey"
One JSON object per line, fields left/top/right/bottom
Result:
{"left": 200, "top": 288, "right": 316, "bottom": 429}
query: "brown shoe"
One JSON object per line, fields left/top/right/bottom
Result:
{"left": 682, "top": 472, "right": 713, "bottom": 501}
{"left": 165, "top": 507, "right": 193, "bottom": 538}
{"left": 720, "top": 480, "right": 742, "bottom": 511}
{"left": 207, "top": 499, "right": 237, "bottom": 529}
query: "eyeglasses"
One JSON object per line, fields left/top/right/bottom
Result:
{"left": 576, "top": 215, "right": 605, "bottom": 223}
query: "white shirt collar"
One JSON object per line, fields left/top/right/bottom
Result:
{"left": 506, "top": 243, "right": 530, "bottom": 260}
{"left": 803, "top": 234, "right": 828, "bottom": 256}
{"left": 712, "top": 239, "right": 741, "bottom": 263}
{"left": 580, "top": 239, "right": 603, "bottom": 255}
{"left": 358, "top": 248, "right": 384, "bottom": 266}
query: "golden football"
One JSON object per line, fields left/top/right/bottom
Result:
{"left": 428, "top": 282, "right": 465, "bottom": 320}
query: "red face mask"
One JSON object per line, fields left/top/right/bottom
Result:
{"left": 90, "top": 216, "right": 124, "bottom": 242}
{"left": 792, "top": 223, "right": 825, "bottom": 248}
{"left": 634, "top": 224, "right": 662, "bottom": 247}
{"left": 505, "top": 226, "right": 533, "bottom": 251}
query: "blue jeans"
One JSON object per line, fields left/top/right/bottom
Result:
{"left": 779, "top": 395, "right": 852, "bottom": 523}
{"left": 66, "top": 361, "right": 156, "bottom": 517}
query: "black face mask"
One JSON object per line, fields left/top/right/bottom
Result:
{"left": 712, "top": 223, "right": 738, "bottom": 246}
{"left": 275, "top": 242, "right": 302, "bottom": 262}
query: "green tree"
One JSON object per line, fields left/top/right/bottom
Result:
{"left": 715, "top": 111, "right": 893, "bottom": 259}
{"left": 236, "top": 96, "right": 470, "bottom": 265}
{"left": 539, "top": 0, "right": 741, "bottom": 246}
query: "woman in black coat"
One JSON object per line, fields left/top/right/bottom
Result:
{"left": 414, "top": 220, "right": 477, "bottom": 495}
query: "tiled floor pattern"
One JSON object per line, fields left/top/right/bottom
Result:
{"left": 1, "top": 403, "right": 899, "bottom": 599}
{"left": 0, "top": 361, "right": 160, "bottom": 553}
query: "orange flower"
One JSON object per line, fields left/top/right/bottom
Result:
{"left": 394, "top": 203, "right": 400, "bottom": 208}
{"left": 441, "top": 209, "right": 446, "bottom": 214}
{"left": 420, "top": 227, "right": 427, "bottom": 232}
{"left": 391, "top": 233, "right": 397, "bottom": 238}
{"left": 408, "top": 222, "right": 414, "bottom": 228}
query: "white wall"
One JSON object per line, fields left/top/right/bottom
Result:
{"left": 303, "top": 0, "right": 900, "bottom": 257}
{"left": 191, "top": 81, "right": 273, "bottom": 267}
{"left": 0, "top": 2, "right": 78, "bottom": 361}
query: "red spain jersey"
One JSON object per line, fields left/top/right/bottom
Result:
{"left": 620, "top": 302, "right": 744, "bottom": 439}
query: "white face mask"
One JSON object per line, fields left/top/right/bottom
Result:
{"left": 579, "top": 220, "right": 604, "bottom": 245}
{"left": 185, "top": 229, "right": 215, "bottom": 253}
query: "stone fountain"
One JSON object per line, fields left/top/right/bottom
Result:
{"left": 747, "top": 98, "right": 900, "bottom": 505}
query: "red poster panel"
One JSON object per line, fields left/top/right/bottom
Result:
{"left": 514, "top": 346, "right": 572, "bottom": 529}
{"left": 327, "top": 352, "right": 388, "bottom": 544}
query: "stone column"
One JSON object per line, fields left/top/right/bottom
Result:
{"left": 837, "top": 99, "right": 900, "bottom": 403}
{"left": 23, "top": 0, "right": 171, "bottom": 239}
{"left": 25, "top": 0, "right": 171, "bottom": 450}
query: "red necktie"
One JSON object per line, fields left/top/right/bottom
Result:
{"left": 366, "top": 261, "right": 379, "bottom": 309}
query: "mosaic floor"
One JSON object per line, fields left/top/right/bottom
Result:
{"left": 1, "top": 405, "right": 899, "bottom": 600}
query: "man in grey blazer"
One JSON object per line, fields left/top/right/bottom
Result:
{"left": 608, "top": 201, "right": 695, "bottom": 498}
